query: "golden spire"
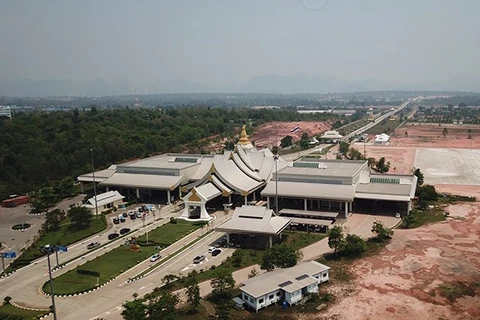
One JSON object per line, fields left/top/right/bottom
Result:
{"left": 238, "top": 124, "right": 250, "bottom": 145}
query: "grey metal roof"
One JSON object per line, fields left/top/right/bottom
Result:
{"left": 214, "top": 161, "right": 264, "bottom": 195}
{"left": 120, "top": 154, "right": 200, "bottom": 170}
{"left": 354, "top": 193, "right": 411, "bottom": 202}
{"left": 215, "top": 206, "right": 291, "bottom": 235}
{"left": 77, "top": 167, "right": 116, "bottom": 183}
{"left": 100, "top": 173, "right": 183, "bottom": 190}
{"left": 355, "top": 183, "right": 412, "bottom": 196}
{"left": 279, "top": 159, "right": 367, "bottom": 178}
{"left": 195, "top": 183, "right": 221, "bottom": 201}
{"left": 261, "top": 180, "right": 356, "bottom": 201}
{"left": 279, "top": 209, "right": 339, "bottom": 218}
{"left": 240, "top": 261, "right": 330, "bottom": 298}
{"left": 288, "top": 217, "right": 333, "bottom": 226}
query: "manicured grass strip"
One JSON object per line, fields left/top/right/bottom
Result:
{"left": 399, "top": 209, "right": 446, "bottom": 229}
{"left": 44, "top": 220, "right": 203, "bottom": 295}
{"left": 0, "top": 303, "right": 48, "bottom": 320}
{"left": 5, "top": 216, "right": 107, "bottom": 273}
{"left": 135, "top": 230, "right": 214, "bottom": 279}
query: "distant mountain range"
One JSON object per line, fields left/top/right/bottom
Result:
{"left": 0, "top": 74, "right": 479, "bottom": 97}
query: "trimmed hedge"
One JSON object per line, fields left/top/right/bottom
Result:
{"left": 77, "top": 269, "right": 100, "bottom": 277}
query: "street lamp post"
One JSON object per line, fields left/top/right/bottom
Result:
{"left": 42, "top": 245, "right": 58, "bottom": 320}
{"left": 274, "top": 154, "right": 279, "bottom": 215}
{"left": 90, "top": 149, "right": 99, "bottom": 216}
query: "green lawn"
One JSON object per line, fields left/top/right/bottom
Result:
{"left": 0, "top": 303, "right": 48, "bottom": 320}
{"left": 5, "top": 216, "right": 107, "bottom": 273}
{"left": 399, "top": 209, "right": 446, "bottom": 229}
{"left": 44, "top": 220, "right": 203, "bottom": 295}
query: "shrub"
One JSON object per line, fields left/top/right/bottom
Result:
{"left": 77, "top": 269, "right": 100, "bottom": 277}
{"left": 3, "top": 296, "right": 12, "bottom": 305}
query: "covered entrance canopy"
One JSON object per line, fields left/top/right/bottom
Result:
{"left": 179, "top": 183, "right": 221, "bottom": 221}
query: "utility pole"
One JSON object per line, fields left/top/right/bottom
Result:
{"left": 42, "top": 245, "right": 58, "bottom": 320}
{"left": 90, "top": 149, "right": 98, "bottom": 216}
{"left": 274, "top": 154, "right": 279, "bottom": 215}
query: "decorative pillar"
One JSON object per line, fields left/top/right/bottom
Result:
{"left": 167, "top": 190, "right": 171, "bottom": 204}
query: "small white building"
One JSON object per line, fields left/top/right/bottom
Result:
{"left": 179, "top": 183, "right": 220, "bottom": 221}
{"left": 320, "top": 130, "right": 343, "bottom": 143}
{"left": 374, "top": 133, "right": 390, "bottom": 145}
{"left": 239, "top": 261, "right": 330, "bottom": 312}
{"left": 84, "top": 190, "right": 125, "bottom": 214}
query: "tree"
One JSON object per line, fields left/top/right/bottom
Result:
{"left": 53, "top": 177, "right": 76, "bottom": 198}
{"left": 42, "top": 209, "right": 64, "bottom": 232}
{"left": 162, "top": 274, "right": 179, "bottom": 289}
{"left": 68, "top": 206, "right": 92, "bottom": 230}
{"left": 375, "top": 157, "right": 390, "bottom": 173}
{"left": 403, "top": 211, "right": 416, "bottom": 228}
{"left": 416, "top": 185, "right": 438, "bottom": 201}
{"left": 467, "top": 128, "right": 472, "bottom": 139}
{"left": 186, "top": 278, "right": 201, "bottom": 311}
{"left": 442, "top": 127, "right": 448, "bottom": 137}
{"left": 280, "top": 135, "right": 293, "bottom": 148}
{"left": 328, "top": 226, "right": 344, "bottom": 255}
{"left": 371, "top": 221, "right": 394, "bottom": 240}
{"left": 341, "top": 234, "right": 367, "bottom": 257}
{"left": 146, "top": 292, "right": 179, "bottom": 320}
{"left": 260, "top": 244, "right": 300, "bottom": 271}
{"left": 299, "top": 139, "right": 309, "bottom": 150}
{"left": 247, "top": 267, "right": 259, "bottom": 279}
{"left": 413, "top": 168, "right": 424, "bottom": 188}
{"left": 210, "top": 269, "right": 235, "bottom": 302}
{"left": 339, "top": 141, "right": 350, "bottom": 154}
{"left": 121, "top": 300, "right": 146, "bottom": 320}
{"left": 215, "top": 299, "right": 232, "bottom": 320}
{"left": 405, "top": 131, "right": 408, "bottom": 137}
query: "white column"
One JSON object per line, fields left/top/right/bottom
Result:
{"left": 344, "top": 201, "right": 348, "bottom": 218}
{"left": 244, "top": 196, "right": 247, "bottom": 205}
{"left": 340, "top": 202, "right": 342, "bottom": 210}
{"left": 269, "top": 236, "right": 273, "bottom": 248}
{"left": 228, "top": 195, "right": 231, "bottom": 203}
{"left": 167, "top": 190, "right": 171, "bottom": 204}
{"left": 407, "top": 201, "right": 412, "bottom": 213}
{"left": 253, "top": 193, "right": 256, "bottom": 201}
{"left": 266, "top": 196, "right": 270, "bottom": 209}
{"left": 226, "top": 233, "right": 230, "bottom": 244}
{"left": 328, "top": 201, "right": 331, "bottom": 210}
{"left": 106, "top": 186, "right": 109, "bottom": 192}
{"left": 304, "top": 199, "right": 308, "bottom": 211}
{"left": 136, "top": 188, "right": 140, "bottom": 199}
{"left": 349, "top": 202, "right": 352, "bottom": 212}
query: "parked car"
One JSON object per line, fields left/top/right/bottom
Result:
{"left": 208, "top": 246, "right": 216, "bottom": 253}
{"left": 150, "top": 253, "right": 161, "bottom": 262}
{"left": 87, "top": 242, "right": 100, "bottom": 249}
{"left": 129, "top": 214, "right": 136, "bottom": 220}
{"left": 128, "top": 211, "right": 136, "bottom": 217}
{"left": 119, "top": 217, "right": 126, "bottom": 223}
{"left": 211, "top": 249, "right": 222, "bottom": 257}
{"left": 112, "top": 218, "right": 119, "bottom": 224}
{"left": 193, "top": 255, "right": 205, "bottom": 264}
{"left": 122, "top": 212, "right": 128, "bottom": 217}
{"left": 108, "top": 233, "right": 119, "bottom": 240}
{"left": 119, "top": 228, "right": 131, "bottom": 235}
{"left": 395, "top": 213, "right": 401, "bottom": 218}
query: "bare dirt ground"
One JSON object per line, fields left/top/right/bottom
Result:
{"left": 300, "top": 202, "right": 480, "bottom": 320}
{"left": 250, "top": 121, "right": 332, "bottom": 148}
{"left": 297, "top": 123, "right": 480, "bottom": 320}
{"left": 391, "top": 123, "right": 480, "bottom": 149}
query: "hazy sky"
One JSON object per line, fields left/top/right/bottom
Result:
{"left": 1, "top": 0, "right": 479, "bottom": 86}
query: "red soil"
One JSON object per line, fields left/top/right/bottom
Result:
{"left": 250, "top": 121, "right": 332, "bottom": 148}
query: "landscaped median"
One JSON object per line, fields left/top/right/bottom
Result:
{"left": 42, "top": 219, "right": 205, "bottom": 296}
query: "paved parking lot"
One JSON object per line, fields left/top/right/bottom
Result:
{"left": 415, "top": 148, "right": 480, "bottom": 185}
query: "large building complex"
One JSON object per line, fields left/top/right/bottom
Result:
{"left": 77, "top": 125, "right": 417, "bottom": 222}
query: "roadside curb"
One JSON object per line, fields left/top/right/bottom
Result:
{"left": 0, "top": 270, "right": 16, "bottom": 278}
{"left": 9, "top": 301, "right": 50, "bottom": 319}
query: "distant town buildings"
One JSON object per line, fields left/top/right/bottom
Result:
{"left": 0, "top": 105, "right": 12, "bottom": 118}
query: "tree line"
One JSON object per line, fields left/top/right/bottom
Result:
{"left": 0, "top": 106, "right": 337, "bottom": 200}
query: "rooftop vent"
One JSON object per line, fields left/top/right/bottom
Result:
{"left": 278, "top": 280, "right": 293, "bottom": 288}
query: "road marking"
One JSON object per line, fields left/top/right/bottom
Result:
{"left": 139, "top": 284, "right": 152, "bottom": 290}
